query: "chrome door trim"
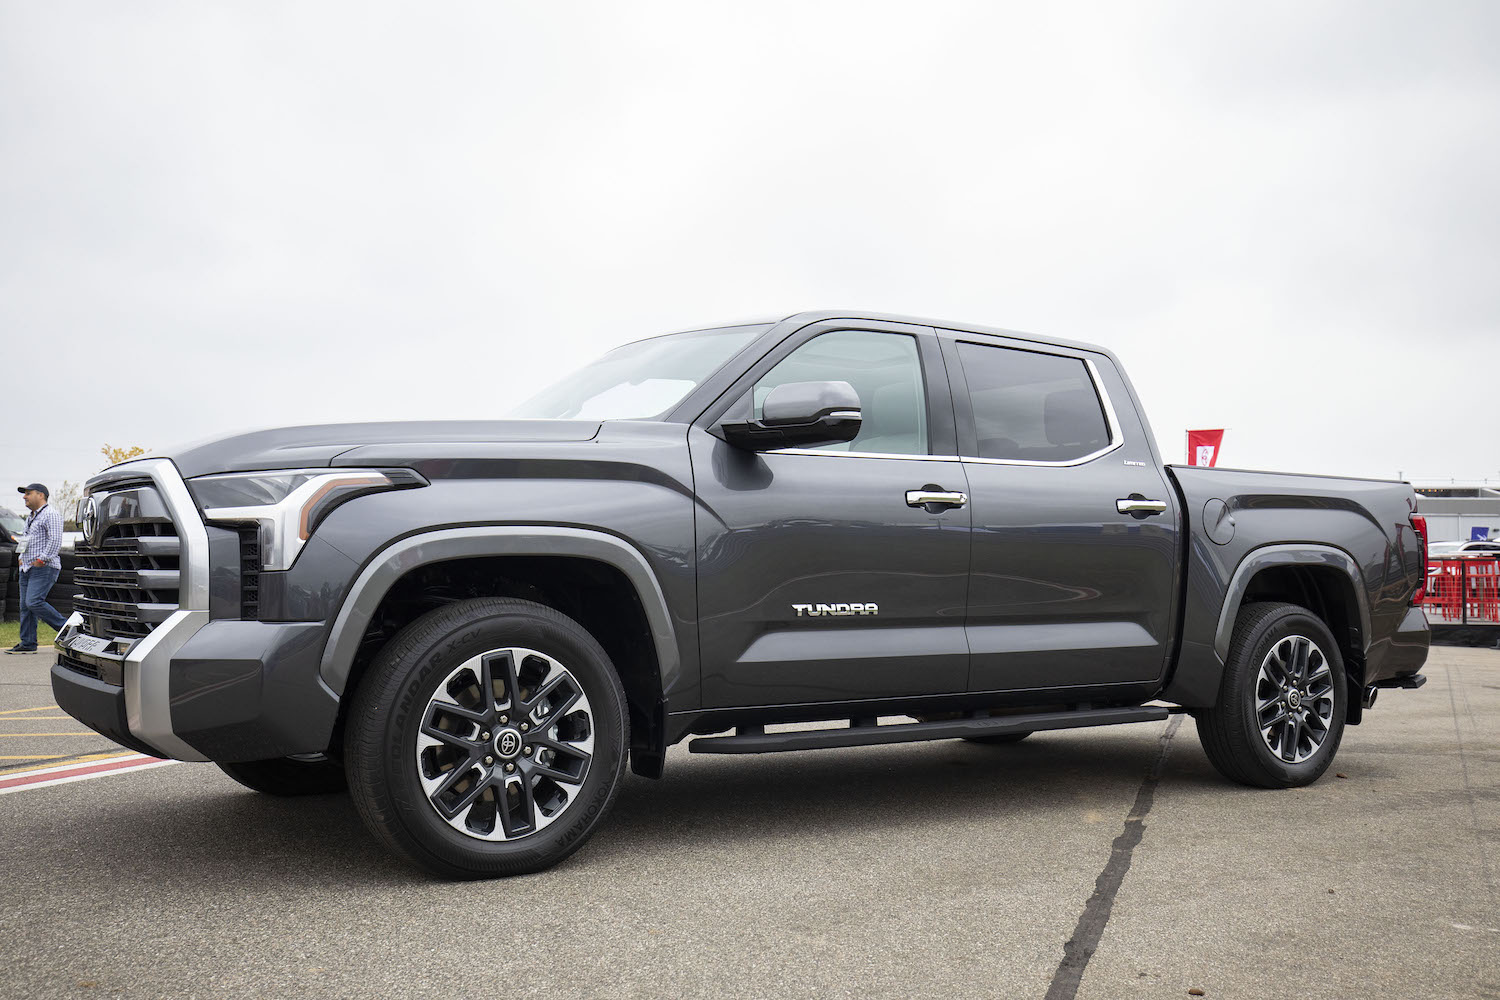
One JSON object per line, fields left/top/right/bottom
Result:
{"left": 762, "top": 449, "right": 962, "bottom": 462}
{"left": 1116, "top": 498, "right": 1169, "bottom": 514}
{"left": 906, "top": 490, "right": 969, "bottom": 508}
{"left": 951, "top": 358, "right": 1126, "bottom": 468}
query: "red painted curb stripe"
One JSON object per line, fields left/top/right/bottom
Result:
{"left": 0, "top": 755, "right": 165, "bottom": 790}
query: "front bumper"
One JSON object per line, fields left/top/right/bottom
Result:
{"left": 53, "top": 611, "right": 339, "bottom": 763}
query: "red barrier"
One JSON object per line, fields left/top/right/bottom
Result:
{"left": 1422, "top": 557, "right": 1500, "bottom": 625}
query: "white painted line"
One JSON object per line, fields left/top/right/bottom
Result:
{"left": 0, "top": 754, "right": 181, "bottom": 794}
{"left": 0, "top": 753, "right": 137, "bottom": 778}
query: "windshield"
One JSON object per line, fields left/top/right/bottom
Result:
{"left": 0, "top": 510, "right": 24, "bottom": 539}
{"left": 509, "top": 325, "right": 767, "bottom": 420}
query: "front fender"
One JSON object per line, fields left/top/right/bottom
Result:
{"left": 317, "top": 525, "right": 681, "bottom": 699}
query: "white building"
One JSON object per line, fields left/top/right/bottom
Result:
{"left": 1412, "top": 484, "right": 1500, "bottom": 543}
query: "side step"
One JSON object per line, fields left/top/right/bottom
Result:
{"left": 688, "top": 706, "right": 1171, "bottom": 755}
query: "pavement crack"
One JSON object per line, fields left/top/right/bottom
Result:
{"left": 1446, "top": 660, "right": 1499, "bottom": 912}
{"left": 1044, "top": 714, "right": 1182, "bottom": 1000}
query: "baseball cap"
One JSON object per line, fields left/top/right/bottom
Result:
{"left": 16, "top": 483, "right": 49, "bottom": 498}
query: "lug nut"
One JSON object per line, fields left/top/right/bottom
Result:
{"left": 520, "top": 722, "right": 530, "bottom": 733}
{"left": 499, "top": 715, "right": 508, "bottom": 724}
{"left": 505, "top": 763, "right": 515, "bottom": 773}
{"left": 481, "top": 731, "right": 491, "bottom": 741}
{"left": 523, "top": 746, "right": 533, "bottom": 756}
{"left": 484, "top": 755, "right": 494, "bottom": 765}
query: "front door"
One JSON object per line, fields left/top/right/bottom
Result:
{"left": 940, "top": 332, "right": 1182, "bottom": 693}
{"left": 691, "top": 321, "right": 971, "bottom": 708}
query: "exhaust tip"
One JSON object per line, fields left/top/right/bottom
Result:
{"left": 1362, "top": 685, "right": 1379, "bottom": 710}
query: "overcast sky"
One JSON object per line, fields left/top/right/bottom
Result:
{"left": 4, "top": 1, "right": 1498, "bottom": 502}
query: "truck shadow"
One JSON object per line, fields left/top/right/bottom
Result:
{"left": 595, "top": 729, "right": 1222, "bottom": 856}
{"left": 38, "top": 730, "right": 1228, "bottom": 890}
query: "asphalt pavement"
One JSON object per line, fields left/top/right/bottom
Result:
{"left": 1, "top": 646, "right": 1496, "bottom": 1000}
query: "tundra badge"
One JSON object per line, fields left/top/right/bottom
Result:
{"left": 792, "top": 603, "right": 879, "bottom": 617}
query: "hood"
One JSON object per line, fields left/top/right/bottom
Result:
{"left": 135, "top": 420, "right": 602, "bottom": 480}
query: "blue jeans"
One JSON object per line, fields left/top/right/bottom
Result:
{"left": 18, "top": 564, "right": 67, "bottom": 648}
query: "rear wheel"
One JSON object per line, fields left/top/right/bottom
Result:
{"left": 344, "top": 598, "right": 628, "bottom": 879}
{"left": 216, "top": 754, "right": 347, "bottom": 796}
{"left": 1197, "top": 602, "right": 1347, "bottom": 788}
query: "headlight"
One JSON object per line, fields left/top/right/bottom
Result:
{"left": 188, "top": 468, "right": 426, "bottom": 571}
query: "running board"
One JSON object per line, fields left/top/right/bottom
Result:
{"left": 688, "top": 706, "right": 1171, "bottom": 755}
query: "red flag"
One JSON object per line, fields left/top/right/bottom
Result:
{"left": 1187, "top": 429, "right": 1224, "bottom": 467}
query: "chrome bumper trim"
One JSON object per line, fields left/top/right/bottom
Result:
{"left": 123, "top": 609, "right": 210, "bottom": 761}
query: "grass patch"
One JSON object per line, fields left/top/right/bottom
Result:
{"left": 0, "top": 620, "right": 58, "bottom": 649}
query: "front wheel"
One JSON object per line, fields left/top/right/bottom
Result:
{"left": 1197, "top": 602, "right": 1347, "bottom": 789}
{"left": 344, "top": 598, "right": 629, "bottom": 879}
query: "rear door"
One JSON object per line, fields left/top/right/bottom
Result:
{"left": 941, "top": 331, "right": 1181, "bottom": 693}
{"left": 689, "top": 319, "right": 971, "bottom": 708}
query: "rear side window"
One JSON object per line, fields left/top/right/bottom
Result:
{"left": 957, "top": 342, "right": 1111, "bottom": 462}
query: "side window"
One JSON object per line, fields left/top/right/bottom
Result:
{"left": 957, "top": 342, "right": 1111, "bottom": 462}
{"left": 754, "top": 331, "right": 927, "bottom": 455}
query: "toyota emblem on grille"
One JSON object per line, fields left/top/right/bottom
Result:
{"left": 79, "top": 496, "right": 99, "bottom": 544}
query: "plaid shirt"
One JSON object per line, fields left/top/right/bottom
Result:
{"left": 21, "top": 503, "right": 63, "bottom": 571}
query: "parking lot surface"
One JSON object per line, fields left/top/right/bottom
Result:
{"left": 2, "top": 646, "right": 1496, "bottom": 1000}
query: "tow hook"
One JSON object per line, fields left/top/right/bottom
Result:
{"left": 1362, "top": 685, "right": 1379, "bottom": 710}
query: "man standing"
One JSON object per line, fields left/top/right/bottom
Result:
{"left": 8, "top": 484, "right": 67, "bottom": 654}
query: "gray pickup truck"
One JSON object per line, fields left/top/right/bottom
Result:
{"left": 53, "top": 311, "right": 1430, "bottom": 878}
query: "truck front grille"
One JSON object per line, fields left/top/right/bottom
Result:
{"left": 57, "top": 649, "right": 125, "bottom": 685}
{"left": 57, "top": 650, "right": 101, "bottom": 679}
{"left": 74, "top": 493, "right": 182, "bottom": 642}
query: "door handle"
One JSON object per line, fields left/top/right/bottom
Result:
{"left": 1116, "top": 497, "right": 1167, "bottom": 516}
{"left": 907, "top": 490, "right": 968, "bottom": 510}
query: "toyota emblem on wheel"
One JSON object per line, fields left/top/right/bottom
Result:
{"left": 495, "top": 729, "right": 522, "bottom": 759}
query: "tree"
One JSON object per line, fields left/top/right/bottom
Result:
{"left": 55, "top": 445, "right": 149, "bottom": 529}
{"left": 101, "top": 444, "right": 147, "bottom": 467}
{"left": 52, "top": 480, "right": 82, "bottom": 529}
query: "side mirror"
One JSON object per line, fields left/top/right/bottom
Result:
{"left": 720, "top": 380, "right": 862, "bottom": 451}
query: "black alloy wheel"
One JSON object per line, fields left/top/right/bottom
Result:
{"left": 345, "top": 598, "right": 629, "bottom": 879}
{"left": 1197, "top": 602, "right": 1348, "bottom": 789}
{"left": 414, "top": 644, "right": 597, "bottom": 842}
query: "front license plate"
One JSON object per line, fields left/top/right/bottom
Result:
{"left": 65, "top": 634, "right": 113, "bottom": 656}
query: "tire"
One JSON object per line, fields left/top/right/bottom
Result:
{"left": 217, "top": 755, "right": 348, "bottom": 796}
{"left": 344, "top": 598, "right": 629, "bottom": 879}
{"left": 1197, "top": 602, "right": 1347, "bottom": 789}
{"left": 964, "top": 731, "right": 1032, "bottom": 745}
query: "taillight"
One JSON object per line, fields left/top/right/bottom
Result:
{"left": 1410, "top": 513, "right": 1428, "bottom": 605}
